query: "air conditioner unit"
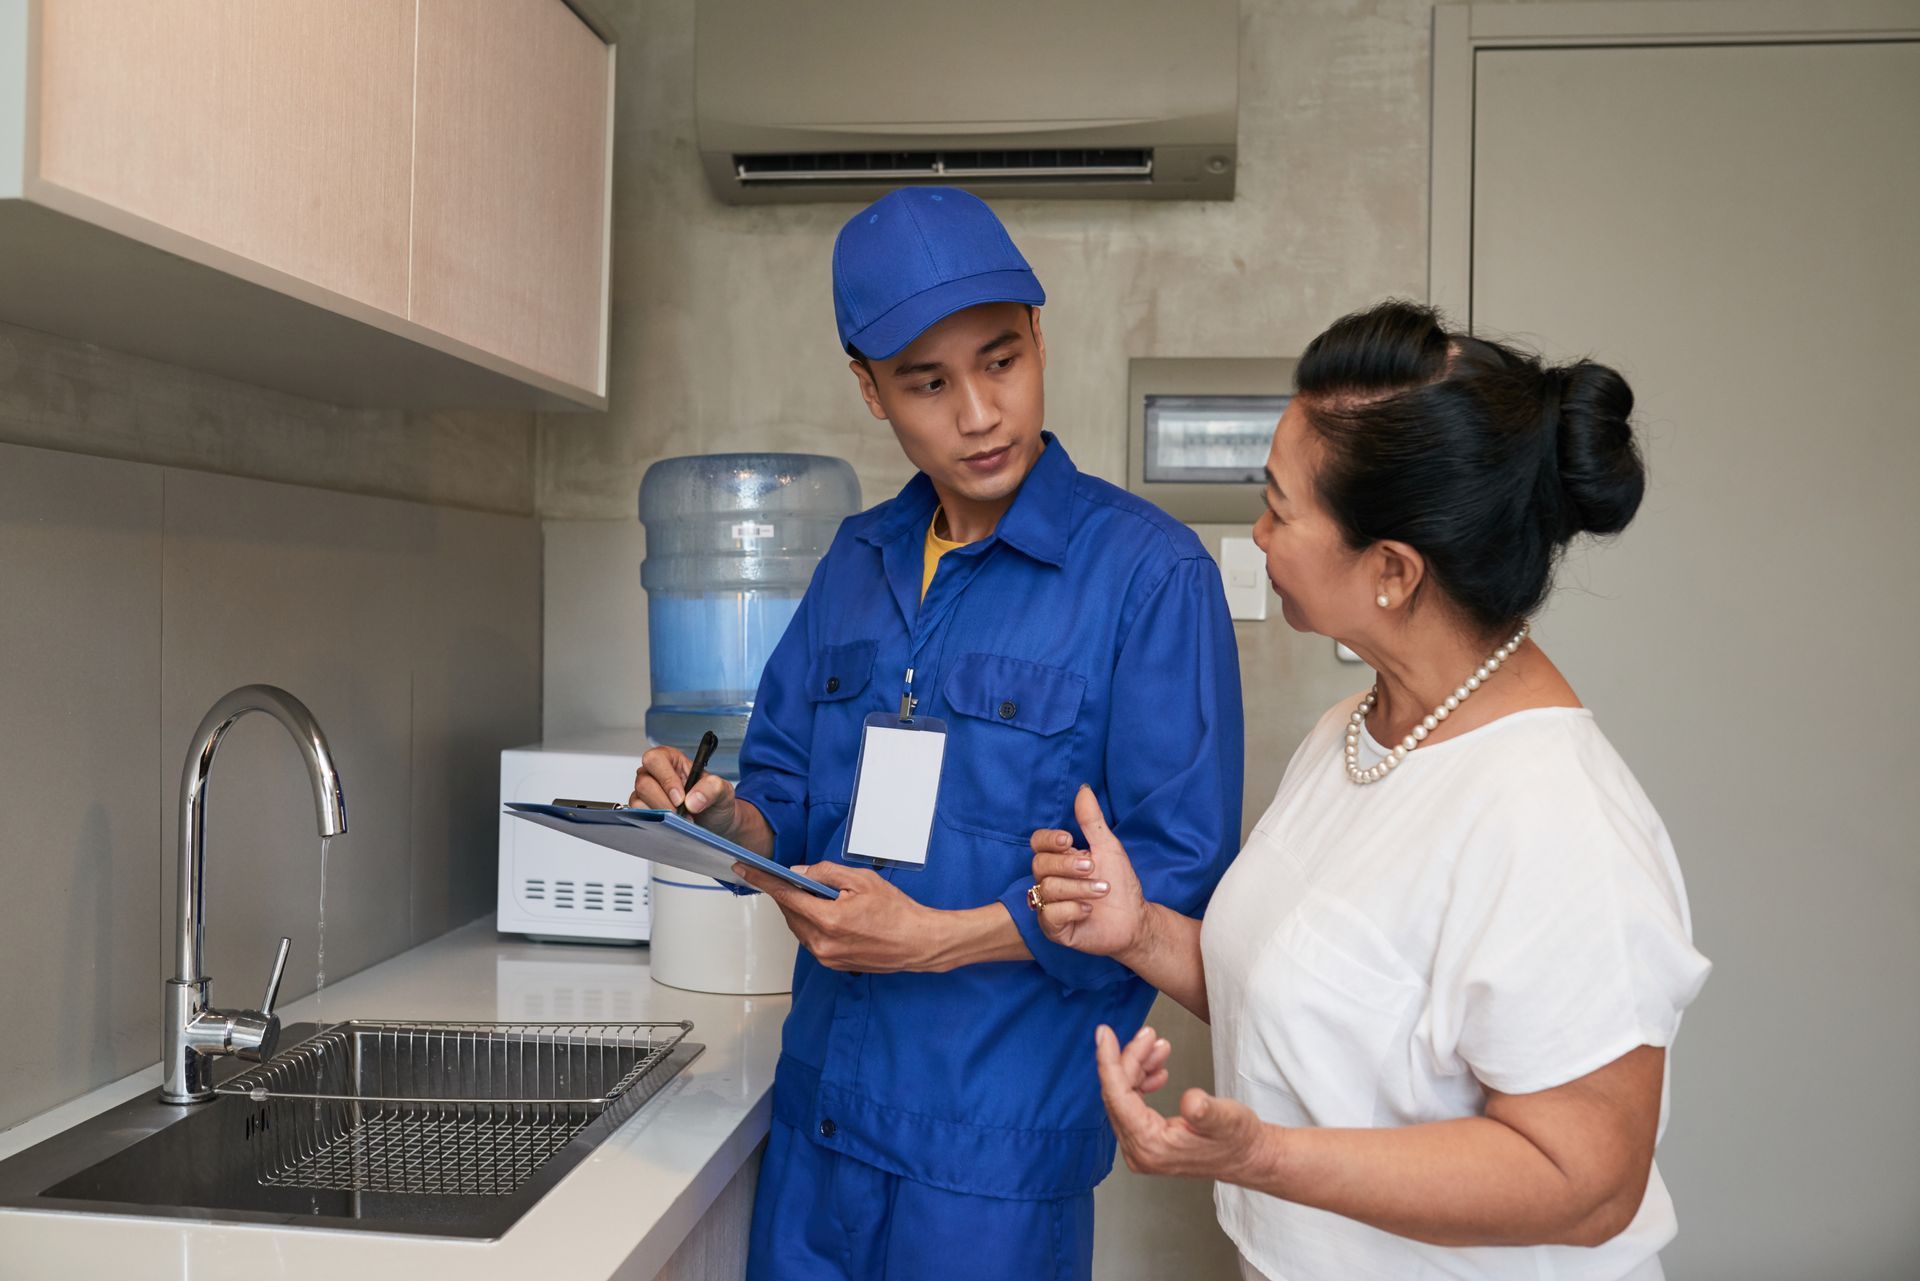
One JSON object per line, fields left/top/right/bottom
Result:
{"left": 695, "top": 0, "right": 1239, "bottom": 205}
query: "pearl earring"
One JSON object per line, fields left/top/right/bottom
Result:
{"left": 1376, "top": 593, "right": 1390, "bottom": 608}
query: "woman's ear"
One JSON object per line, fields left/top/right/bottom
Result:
{"left": 1373, "top": 539, "right": 1426, "bottom": 612}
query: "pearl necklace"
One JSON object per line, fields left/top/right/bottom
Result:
{"left": 1344, "top": 622, "right": 1531, "bottom": 785}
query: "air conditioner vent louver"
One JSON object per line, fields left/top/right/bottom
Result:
{"left": 734, "top": 149, "right": 1154, "bottom": 186}
{"left": 698, "top": 0, "right": 1236, "bottom": 204}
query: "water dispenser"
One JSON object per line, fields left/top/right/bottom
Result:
{"left": 638, "top": 453, "right": 861, "bottom": 776}
{"left": 637, "top": 453, "right": 860, "bottom": 993}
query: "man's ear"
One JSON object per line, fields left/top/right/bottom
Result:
{"left": 850, "top": 358, "right": 889, "bottom": 422}
{"left": 1029, "top": 306, "right": 1047, "bottom": 371}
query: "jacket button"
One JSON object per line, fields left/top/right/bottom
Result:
{"left": 818, "top": 1118, "right": 837, "bottom": 1138}
{"left": 998, "top": 700, "right": 1017, "bottom": 720}
{"left": 825, "top": 676, "right": 840, "bottom": 694}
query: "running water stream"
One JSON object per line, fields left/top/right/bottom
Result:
{"left": 312, "top": 835, "right": 330, "bottom": 1176}
{"left": 316, "top": 835, "right": 330, "bottom": 1008}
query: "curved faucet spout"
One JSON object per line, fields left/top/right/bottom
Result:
{"left": 163, "top": 684, "right": 348, "bottom": 1103}
{"left": 176, "top": 684, "right": 347, "bottom": 985}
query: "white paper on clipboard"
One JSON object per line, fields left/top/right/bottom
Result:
{"left": 503, "top": 803, "right": 839, "bottom": 898}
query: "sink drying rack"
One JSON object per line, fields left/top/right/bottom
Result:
{"left": 217, "top": 1020, "right": 694, "bottom": 1197}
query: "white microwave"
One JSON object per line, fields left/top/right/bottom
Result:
{"left": 497, "top": 731, "right": 656, "bottom": 944}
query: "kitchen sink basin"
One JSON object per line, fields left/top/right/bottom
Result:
{"left": 0, "top": 1021, "right": 702, "bottom": 1239}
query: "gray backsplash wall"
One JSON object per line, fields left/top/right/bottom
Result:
{"left": 0, "top": 354, "right": 541, "bottom": 1129}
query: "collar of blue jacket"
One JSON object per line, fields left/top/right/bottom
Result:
{"left": 856, "top": 430, "right": 1074, "bottom": 569}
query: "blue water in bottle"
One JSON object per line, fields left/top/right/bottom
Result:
{"left": 639, "top": 454, "right": 861, "bottom": 776}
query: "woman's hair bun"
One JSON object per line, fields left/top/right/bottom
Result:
{"left": 1294, "top": 299, "right": 1650, "bottom": 633}
{"left": 1552, "top": 360, "right": 1644, "bottom": 539}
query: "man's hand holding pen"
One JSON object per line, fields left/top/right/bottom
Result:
{"left": 630, "top": 742, "right": 745, "bottom": 840}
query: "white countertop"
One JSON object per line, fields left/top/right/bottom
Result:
{"left": 0, "top": 918, "right": 789, "bottom": 1279}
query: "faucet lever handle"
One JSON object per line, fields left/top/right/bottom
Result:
{"left": 261, "top": 936, "right": 291, "bottom": 1016}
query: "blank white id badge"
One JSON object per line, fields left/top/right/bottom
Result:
{"left": 843, "top": 711, "right": 947, "bottom": 870}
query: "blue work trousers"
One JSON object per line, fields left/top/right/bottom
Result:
{"left": 746, "top": 1120, "right": 1095, "bottom": 1281}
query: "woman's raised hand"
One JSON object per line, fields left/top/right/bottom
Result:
{"left": 1028, "top": 785, "right": 1150, "bottom": 959}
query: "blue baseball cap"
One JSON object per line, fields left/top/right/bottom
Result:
{"left": 832, "top": 187, "right": 1046, "bottom": 360}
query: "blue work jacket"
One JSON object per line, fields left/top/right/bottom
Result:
{"left": 734, "top": 433, "right": 1244, "bottom": 1200}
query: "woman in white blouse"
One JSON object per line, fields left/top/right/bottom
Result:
{"left": 1027, "top": 301, "right": 1711, "bottom": 1281}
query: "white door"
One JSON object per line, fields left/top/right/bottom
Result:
{"left": 1469, "top": 36, "right": 1919, "bottom": 1279}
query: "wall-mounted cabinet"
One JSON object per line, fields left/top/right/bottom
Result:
{"left": 0, "top": 0, "right": 613, "bottom": 411}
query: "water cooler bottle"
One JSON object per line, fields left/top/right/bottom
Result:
{"left": 639, "top": 453, "right": 860, "bottom": 993}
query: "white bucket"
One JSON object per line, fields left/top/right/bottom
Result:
{"left": 648, "top": 871, "right": 797, "bottom": 994}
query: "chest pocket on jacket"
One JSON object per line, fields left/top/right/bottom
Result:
{"left": 940, "top": 652, "right": 1086, "bottom": 840}
{"left": 804, "top": 640, "right": 877, "bottom": 803}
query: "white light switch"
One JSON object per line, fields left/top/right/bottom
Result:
{"left": 1218, "top": 536, "right": 1269, "bottom": 621}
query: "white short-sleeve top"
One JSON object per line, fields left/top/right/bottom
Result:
{"left": 1202, "top": 696, "right": 1712, "bottom": 1281}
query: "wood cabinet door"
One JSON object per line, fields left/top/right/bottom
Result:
{"left": 409, "top": 0, "right": 612, "bottom": 397}
{"left": 34, "top": 0, "right": 416, "bottom": 318}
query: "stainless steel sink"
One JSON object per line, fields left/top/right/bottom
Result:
{"left": 0, "top": 1021, "right": 702, "bottom": 1239}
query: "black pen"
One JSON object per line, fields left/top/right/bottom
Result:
{"left": 676, "top": 730, "right": 720, "bottom": 818}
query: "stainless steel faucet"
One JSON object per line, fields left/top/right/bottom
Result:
{"left": 161, "top": 684, "right": 348, "bottom": 1104}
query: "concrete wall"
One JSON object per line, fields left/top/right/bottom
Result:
{"left": 538, "top": 0, "right": 1437, "bottom": 759}
{"left": 0, "top": 319, "right": 537, "bottom": 515}
{"left": 0, "top": 327, "right": 542, "bottom": 1130}
{"left": 537, "top": 0, "right": 1444, "bottom": 521}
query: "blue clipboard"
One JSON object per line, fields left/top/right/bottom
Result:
{"left": 504, "top": 802, "right": 839, "bottom": 899}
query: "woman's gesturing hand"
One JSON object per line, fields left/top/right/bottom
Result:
{"left": 1096, "top": 1024, "right": 1276, "bottom": 1185}
{"left": 1028, "top": 785, "right": 1151, "bottom": 958}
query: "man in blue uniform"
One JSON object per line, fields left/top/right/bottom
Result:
{"left": 629, "top": 187, "right": 1242, "bottom": 1280}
